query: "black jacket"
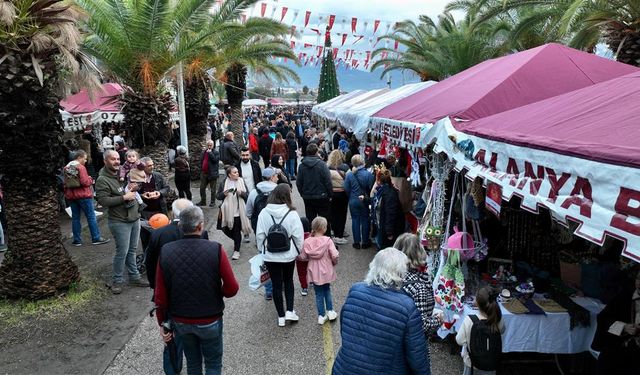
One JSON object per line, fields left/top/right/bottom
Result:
{"left": 235, "top": 159, "right": 261, "bottom": 187}
{"left": 258, "top": 135, "right": 273, "bottom": 158}
{"left": 296, "top": 156, "right": 332, "bottom": 200}
{"left": 145, "top": 221, "right": 209, "bottom": 288}
{"left": 160, "top": 237, "right": 224, "bottom": 318}
{"left": 286, "top": 138, "right": 298, "bottom": 160}
{"left": 378, "top": 184, "right": 405, "bottom": 238}
{"left": 220, "top": 139, "right": 240, "bottom": 166}
{"left": 200, "top": 149, "right": 220, "bottom": 180}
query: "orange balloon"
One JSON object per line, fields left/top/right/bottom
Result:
{"left": 149, "top": 213, "right": 170, "bottom": 229}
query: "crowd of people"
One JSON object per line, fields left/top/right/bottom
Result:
{"left": 41, "top": 106, "right": 522, "bottom": 375}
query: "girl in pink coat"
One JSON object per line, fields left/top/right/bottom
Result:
{"left": 300, "top": 216, "right": 340, "bottom": 325}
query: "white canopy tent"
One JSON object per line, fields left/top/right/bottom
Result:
{"left": 336, "top": 81, "right": 436, "bottom": 139}
{"left": 319, "top": 88, "right": 391, "bottom": 122}
{"left": 242, "top": 98, "right": 268, "bottom": 106}
{"left": 311, "top": 90, "right": 365, "bottom": 118}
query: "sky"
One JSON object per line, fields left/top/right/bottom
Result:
{"left": 270, "top": 0, "right": 454, "bottom": 23}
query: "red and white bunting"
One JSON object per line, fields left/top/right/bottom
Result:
{"left": 333, "top": 48, "right": 338, "bottom": 59}
{"left": 317, "top": 46, "right": 323, "bottom": 57}
{"left": 260, "top": 2, "right": 267, "bottom": 17}
{"left": 280, "top": 7, "right": 288, "bottom": 22}
{"left": 351, "top": 17, "right": 358, "bottom": 33}
{"left": 328, "top": 15, "right": 336, "bottom": 30}
{"left": 290, "top": 40, "right": 295, "bottom": 49}
{"left": 341, "top": 33, "right": 348, "bottom": 46}
{"left": 353, "top": 35, "right": 364, "bottom": 44}
{"left": 304, "top": 11, "right": 311, "bottom": 27}
{"left": 373, "top": 20, "right": 381, "bottom": 33}
{"left": 394, "top": 40, "right": 399, "bottom": 50}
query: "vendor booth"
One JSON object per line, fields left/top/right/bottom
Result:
{"left": 318, "top": 88, "right": 391, "bottom": 122}
{"left": 337, "top": 81, "right": 436, "bottom": 139}
{"left": 310, "top": 43, "right": 640, "bottom": 370}
{"left": 367, "top": 43, "right": 638, "bottom": 148}
{"left": 60, "top": 83, "right": 124, "bottom": 131}
{"left": 311, "top": 90, "right": 365, "bottom": 119}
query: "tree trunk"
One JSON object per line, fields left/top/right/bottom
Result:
{"left": 185, "top": 77, "right": 211, "bottom": 180}
{"left": 0, "top": 189, "right": 79, "bottom": 299}
{"left": 0, "top": 51, "right": 79, "bottom": 299}
{"left": 607, "top": 27, "right": 640, "bottom": 67}
{"left": 224, "top": 63, "right": 247, "bottom": 148}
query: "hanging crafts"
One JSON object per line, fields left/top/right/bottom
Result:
{"left": 435, "top": 250, "right": 465, "bottom": 313}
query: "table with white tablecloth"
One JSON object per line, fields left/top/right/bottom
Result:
{"left": 442, "top": 296, "right": 604, "bottom": 354}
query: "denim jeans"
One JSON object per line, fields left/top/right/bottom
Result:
{"left": 108, "top": 219, "right": 141, "bottom": 283}
{"left": 264, "top": 280, "right": 273, "bottom": 296}
{"left": 163, "top": 332, "right": 184, "bottom": 375}
{"left": 175, "top": 319, "right": 223, "bottom": 375}
{"left": 313, "top": 283, "right": 333, "bottom": 316}
{"left": 70, "top": 198, "right": 102, "bottom": 243}
{"left": 285, "top": 159, "right": 296, "bottom": 177}
{"left": 349, "top": 199, "right": 370, "bottom": 245}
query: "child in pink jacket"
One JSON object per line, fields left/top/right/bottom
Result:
{"left": 300, "top": 216, "right": 340, "bottom": 325}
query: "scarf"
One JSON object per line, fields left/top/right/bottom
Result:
{"left": 220, "top": 178, "right": 252, "bottom": 234}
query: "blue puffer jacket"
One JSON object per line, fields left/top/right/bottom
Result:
{"left": 332, "top": 282, "right": 431, "bottom": 375}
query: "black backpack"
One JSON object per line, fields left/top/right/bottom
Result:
{"left": 468, "top": 315, "right": 502, "bottom": 371}
{"left": 264, "top": 209, "right": 295, "bottom": 253}
{"left": 251, "top": 187, "right": 270, "bottom": 231}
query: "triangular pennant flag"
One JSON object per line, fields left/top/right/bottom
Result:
{"left": 317, "top": 46, "right": 323, "bottom": 57}
{"left": 260, "top": 3, "right": 267, "bottom": 17}
{"left": 310, "top": 28, "right": 320, "bottom": 35}
{"left": 353, "top": 35, "right": 364, "bottom": 44}
{"left": 270, "top": 4, "right": 277, "bottom": 19}
{"left": 394, "top": 40, "right": 399, "bottom": 50}
{"left": 304, "top": 43, "right": 312, "bottom": 48}
{"left": 304, "top": 11, "right": 311, "bottom": 28}
{"left": 290, "top": 25, "right": 296, "bottom": 37}
{"left": 291, "top": 10, "right": 299, "bottom": 24}
{"left": 280, "top": 7, "right": 288, "bottom": 22}
{"left": 373, "top": 20, "right": 380, "bottom": 33}
{"left": 341, "top": 33, "right": 347, "bottom": 46}
{"left": 351, "top": 17, "right": 358, "bottom": 34}
{"left": 290, "top": 40, "right": 295, "bottom": 49}
{"left": 333, "top": 48, "right": 338, "bottom": 59}
{"left": 328, "top": 15, "right": 336, "bottom": 30}
{"left": 325, "top": 31, "right": 330, "bottom": 44}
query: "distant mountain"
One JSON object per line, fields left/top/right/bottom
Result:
{"left": 249, "top": 61, "right": 421, "bottom": 93}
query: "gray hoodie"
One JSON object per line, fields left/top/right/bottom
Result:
{"left": 245, "top": 181, "right": 277, "bottom": 217}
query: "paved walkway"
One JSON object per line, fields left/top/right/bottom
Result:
{"left": 102, "top": 182, "right": 463, "bottom": 375}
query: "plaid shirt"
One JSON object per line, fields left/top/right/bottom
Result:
{"left": 403, "top": 269, "right": 440, "bottom": 335}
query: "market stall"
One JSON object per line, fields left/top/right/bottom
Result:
{"left": 338, "top": 81, "right": 436, "bottom": 139}
{"left": 367, "top": 43, "right": 638, "bottom": 147}
{"left": 318, "top": 88, "right": 390, "bottom": 122}
{"left": 60, "top": 83, "right": 124, "bottom": 131}
{"left": 311, "top": 89, "right": 365, "bottom": 119}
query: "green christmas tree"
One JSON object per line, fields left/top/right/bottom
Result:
{"left": 317, "top": 27, "right": 340, "bottom": 103}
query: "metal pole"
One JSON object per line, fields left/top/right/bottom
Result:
{"left": 177, "top": 62, "right": 188, "bottom": 154}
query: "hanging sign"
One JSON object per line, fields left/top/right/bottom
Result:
{"left": 372, "top": 121, "right": 421, "bottom": 147}
{"left": 485, "top": 182, "right": 502, "bottom": 217}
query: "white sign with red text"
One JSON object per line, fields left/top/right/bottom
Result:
{"left": 424, "top": 118, "right": 640, "bottom": 262}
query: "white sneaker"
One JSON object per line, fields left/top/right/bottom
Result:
{"left": 278, "top": 317, "right": 285, "bottom": 327}
{"left": 285, "top": 310, "right": 299, "bottom": 321}
{"left": 318, "top": 315, "right": 328, "bottom": 325}
{"left": 327, "top": 310, "right": 338, "bottom": 321}
{"left": 333, "top": 237, "right": 348, "bottom": 245}
{"left": 231, "top": 251, "right": 240, "bottom": 260}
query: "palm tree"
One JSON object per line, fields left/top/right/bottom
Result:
{"left": 76, "top": 0, "right": 258, "bottom": 176}
{"left": 215, "top": 17, "right": 299, "bottom": 147}
{"left": 0, "top": 0, "right": 99, "bottom": 299}
{"left": 470, "top": 0, "right": 640, "bottom": 66}
{"left": 183, "top": 61, "right": 211, "bottom": 180}
{"left": 372, "top": 12, "right": 507, "bottom": 81}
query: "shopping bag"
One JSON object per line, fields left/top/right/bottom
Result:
{"left": 248, "top": 254, "right": 270, "bottom": 291}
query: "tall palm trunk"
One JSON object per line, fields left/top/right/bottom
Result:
{"left": 607, "top": 27, "right": 640, "bottom": 67}
{"left": 185, "top": 77, "right": 211, "bottom": 180}
{"left": 121, "top": 91, "right": 173, "bottom": 178}
{"left": 0, "top": 51, "right": 79, "bottom": 299}
{"left": 224, "top": 63, "right": 247, "bottom": 148}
